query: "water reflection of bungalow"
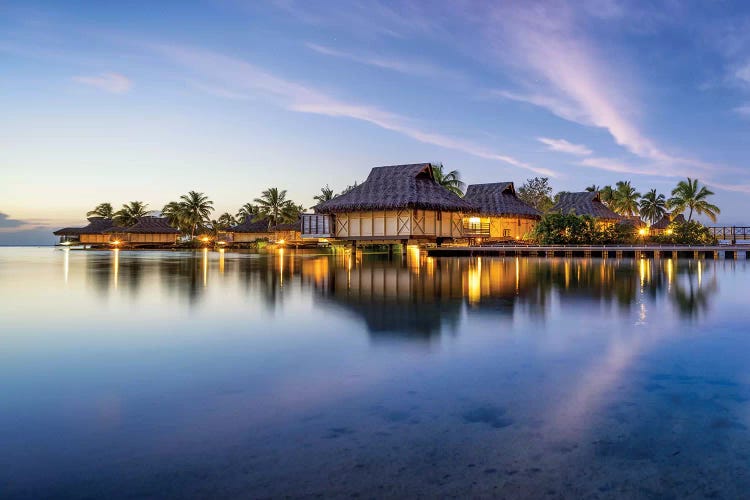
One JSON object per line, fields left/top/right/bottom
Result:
{"left": 107, "top": 216, "right": 180, "bottom": 247}
{"left": 551, "top": 192, "right": 622, "bottom": 225}
{"left": 462, "top": 183, "right": 541, "bottom": 241}
{"left": 301, "top": 163, "right": 472, "bottom": 246}
{"left": 53, "top": 217, "right": 118, "bottom": 246}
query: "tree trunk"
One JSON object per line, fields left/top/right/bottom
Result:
{"left": 688, "top": 207, "right": 693, "bottom": 222}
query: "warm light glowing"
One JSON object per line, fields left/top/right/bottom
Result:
{"left": 218, "top": 241, "right": 226, "bottom": 246}
{"left": 201, "top": 237, "right": 210, "bottom": 243}
{"left": 113, "top": 248, "right": 119, "bottom": 289}
{"left": 697, "top": 260, "right": 702, "bottom": 287}
{"left": 111, "top": 240, "right": 120, "bottom": 246}
{"left": 468, "top": 257, "right": 482, "bottom": 305}
{"left": 665, "top": 228, "right": 673, "bottom": 235}
{"left": 638, "top": 228, "right": 647, "bottom": 236}
{"left": 468, "top": 217, "right": 481, "bottom": 225}
{"left": 63, "top": 248, "right": 69, "bottom": 284}
{"left": 202, "top": 247, "right": 208, "bottom": 286}
{"left": 219, "top": 248, "right": 225, "bottom": 274}
{"left": 278, "top": 247, "right": 285, "bottom": 286}
{"left": 278, "top": 239, "right": 286, "bottom": 245}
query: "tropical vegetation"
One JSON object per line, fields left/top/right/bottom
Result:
{"left": 161, "top": 191, "right": 214, "bottom": 237}
{"left": 638, "top": 189, "right": 667, "bottom": 225}
{"left": 253, "top": 187, "right": 302, "bottom": 229}
{"left": 518, "top": 177, "right": 554, "bottom": 212}
{"left": 667, "top": 177, "right": 720, "bottom": 222}
{"left": 531, "top": 212, "right": 636, "bottom": 245}
{"left": 430, "top": 163, "right": 466, "bottom": 197}
{"left": 87, "top": 202, "right": 114, "bottom": 219}
{"left": 113, "top": 201, "right": 150, "bottom": 227}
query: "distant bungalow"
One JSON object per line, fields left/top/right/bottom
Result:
{"left": 301, "top": 163, "right": 473, "bottom": 245}
{"left": 551, "top": 192, "right": 622, "bottom": 225}
{"left": 650, "top": 212, "right": 685, "bottom": 235}
{"left": 53, "top": 217, "right": 118, "bottom": 246}
{"left": 462, "top": 182, "right": 541, "bottom": 241}
{"left": 222, "top": 219, "right": 302, "bottom": 246}
{"left": 105, "top": 216, "right": 180, "bottom": 247}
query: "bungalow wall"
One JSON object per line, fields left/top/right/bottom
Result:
{"left": 231, "top": 231, "right": 274, "bottom": 243}
{"left": 332, "top": 210, "right": 464, "bottom": 240}
{"left": 126, "top": 233, "right": 179, "bottom": 244}
{"left": 80, "top": 234, "right": 111, "bottom": 244}
{"left": 488, "top": 217, "right": 537, "bottom": 240}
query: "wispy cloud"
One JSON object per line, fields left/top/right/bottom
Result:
{"left": 72, "top": 72, "right": 132, "bottom": 93}
{"left": 305, "top": 42, "right": 458, "bottom": 80}
{"left": 538, "top": 137, "right": 592, "bottom": 156}
{"left": 151, "top": 43, "right": 554, "bottom": 176}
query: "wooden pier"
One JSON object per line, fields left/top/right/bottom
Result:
{"left": 427, "top": 245, "right": 750, "bottom": 260}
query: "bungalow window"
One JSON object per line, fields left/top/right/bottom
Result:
{"left": 503, "top": 229, "right": 511, "bottom": 237}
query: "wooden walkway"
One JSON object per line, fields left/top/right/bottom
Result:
{"left": 427, "top": 245, "right": 750, "bottom": 259}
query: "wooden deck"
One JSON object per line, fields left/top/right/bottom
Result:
{"left": 427, "top": 245, "right": 750, "bottom": 259}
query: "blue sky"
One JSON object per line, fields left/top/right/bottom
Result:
{"left": 2, "top": 0, "right": 750, "bottom": 244}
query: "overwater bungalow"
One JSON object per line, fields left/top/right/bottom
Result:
{"left": 222, "top": 218, "right": 275, "bottom": 245}
{"left": 650, "top": 213, "right": 685, "bottom": 235}
{"left": 550, "top": 192, "right": 622, "bottom": 225}
{"left": 107, "top": 216, "right": 180, "bottom": 247}
{"left": 273, "top": 221, "right": 302, "bottom": 245}
{"left": 301, "top": 163, "right": 473, "bottom": 245}
{"left": 53, "top": 217, "right": 117, "bottom": 246}
{"left": 462, "top": 182, "right": 541, "bottom": 241}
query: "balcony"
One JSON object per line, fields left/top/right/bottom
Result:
{"left": 463, "top": 222, "right": 490, "bottom": 238}
{"left": 301, "top": 214, "right": 332, "bottom": 238}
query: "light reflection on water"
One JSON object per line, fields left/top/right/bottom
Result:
{"left": 1, "top": 247, "right": 749, "bottom": 498}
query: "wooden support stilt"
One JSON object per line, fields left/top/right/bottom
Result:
{"left": 616, "top": 250, "right": 623, "bottom": 259}
{"left": 672, "top": 250, "right": 678, "bottom": 259}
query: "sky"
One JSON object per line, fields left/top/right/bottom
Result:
{"left": 2, "top": 0, "right": 750, "bottom": 244}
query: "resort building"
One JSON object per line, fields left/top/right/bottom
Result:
{"left": 221, "top": 219, "right": 302, "bottom": 246}
{"left": 222, "top": 218, "right": 275, "bottom": 245}
{"left": 462, "top": 182, "right": 541, "bottom": 241}
{"left": 53, "top": 217, "right": 118, "bottom": 245}
{"left": 650, "top": 213, "right": 685, "bottom": 235}
{"left": 550, "top": 192, "right": 623, "bottom": 225}
{"left": 301, "top": 163, "right": 473, "bottom": 245}
{"left": 107, "top": 216, "right": 180, "bottom": 247}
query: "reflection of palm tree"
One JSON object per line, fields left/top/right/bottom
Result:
{"left": 670, "top": 264, "right": 717, "bottom": 318}
{"left": 114, "top": 201, "right": 150, "bottom": 227}
{"left": 668, "top": 177, "right": 720, "bottom": 222}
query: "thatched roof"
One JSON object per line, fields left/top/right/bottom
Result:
{"left": 651, "top": 213, "right": 685, "bottom": 229}
{"left": 463, "top": 182, "right": 541, "bottom": 219}
{"left": 108, "top": 216, "right": 179, "bottom": 234}
{"left": 315, "top": 163, "right": 473, "bottom": 213}
{"left": 274, "top": 221, "right": 300, "bottom": 231}
{"left": 551, "top": 192, "right": 622, "bottom": 221}
{"left": 621, "top": 215, "right": 646, "bottom": 228}
{"left": 54, "top": 217, "right": 116, "bottom": 236}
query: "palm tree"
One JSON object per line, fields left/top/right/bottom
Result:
{"left": 599, "top": 185, "right": 614, "bottom": 207}
{"left": 217, "top": 212, "right": 237, "bottom": 228}
{"left": 340, "top": 181, "right": 359, "bottom": 196}
{"left": 161, "top": 201, "right": 185, "bottom": 230}
{"left": 236, "top": 203, "right": 260, "bottom": 224}
{"left": 86, "top": 202, "right": 114, "bottom": 219}
{"left": 611, "top": 181, "right": 641, "bottom": 216}
{"left": 431, "top": 163, "right": 465, "bottom": 197}
{"left": 313, "top": 185, "right": 336, "bottom": 205}
{"left": 179, "top": 191, "right": 214, "bottom": 238}
{"left": 114, "top": 201, "right": 150, "bottom": 227}
{"left": 254, "top": 188, "right": 294, "bottom": 229}
{"left": 639, "top": 189, "right": 667, "bottom": 225}
{"left": 585, "top": 185, "right": 600, "bottom": 193}
{"left": 668, "top": 177, "right": 720, "bottom": 222}
{"left": 280, "top": 203, "right": 303, "bottom": 224}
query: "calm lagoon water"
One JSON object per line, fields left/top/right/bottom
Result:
{"left": 2, "top": 247, "right": 750, "bottom": 498}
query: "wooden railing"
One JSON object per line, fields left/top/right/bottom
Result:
{"left": 463, "top": 222, "right": 490, "bottom": 237}
{"left": 708, "top": 227, "right": 750, "bottom": 241}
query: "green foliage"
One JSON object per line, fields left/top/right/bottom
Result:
{"left": 313, "top": 184, "right": 336, "bottom": 205}
{"left": 639, "top": 189, "right": 667, "bottom": 225}
{"left": 162, "top": 191, "right": 214, "bottom": 237}
{"left": 667, "top": 177, "right": 720, "bottom": 222}
{"left": 531, "top": 212, "right": 636, "bottom": 245}
{"left": 610, "top": 180, "right": 641, "bottom": 216}
{"left": 236, "top": 203, "right": 260, "bottom": 223}
{"left": 254, "top": 187, "right": 301, "bottom": 229}
{"left": 518, "top": 177, "right": 554, "bottom": 213}
{"left": 113, "top": 201, "right": 150, "bottom": 227}
{"left": 430, "top": 163, "right": 465, "bottom": 197}
{"left": 652, "top": 221, "right": 717, "bottom": 245}
{"left": 86, "top": 202, "right": 114, "bottom": 219}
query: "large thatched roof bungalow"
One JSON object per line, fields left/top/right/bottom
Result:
{"left": 302, "top": 163, "right": 473, "bottom": 245}
{"left": 551, "top": 192, "right": 623, "bottom": 225}
{"left": 462, "top": 182, "right": 541, "bottom": 241}
{"left": 107, "top": 216, "right": 180, "bottom": 247}
{"left": 53, "top": 217, "right": 118, "bottom": 245}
